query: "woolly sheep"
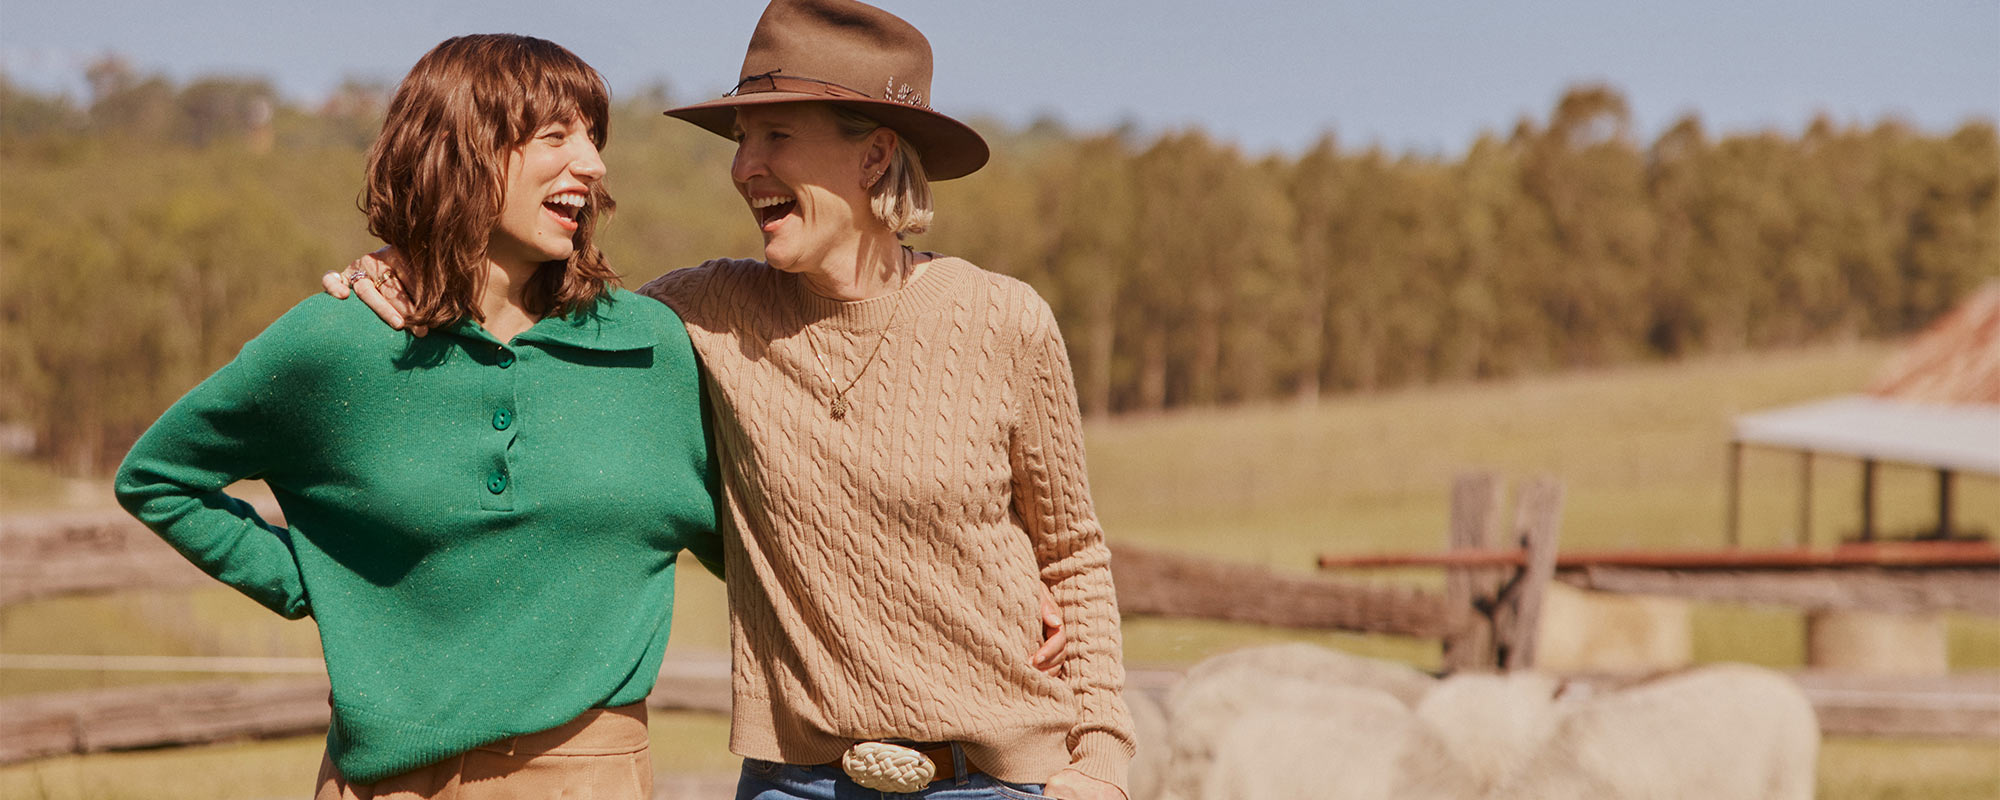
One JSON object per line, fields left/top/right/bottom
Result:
{"left": 1203, "top": 685, "right": 1424, "bottom": 800}
{"left": 1161, "top": 644, "right": 1439, "bottom": 800}
{"left": 1127, "top": 687, "right": 1170, "bottom": 800}
{"left": 1412, "top": 670, "right": 1571, "bottom": 797}
{"left": 1496, "top": 664, "right": 1818, "bottom": 800}
{"left": 1174, "top": 642, "right": 1437, "bottom": 709}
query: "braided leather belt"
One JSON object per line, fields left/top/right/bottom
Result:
{"left": 840, "top": 741, "right": 976, "bottom": 792}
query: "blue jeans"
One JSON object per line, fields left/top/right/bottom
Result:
{"left": 735, "top": 748, "right": 1050, "bottom": 800}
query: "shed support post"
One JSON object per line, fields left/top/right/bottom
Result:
{"left": 1860, "top": 459, "right": 1878, "bottom": 542}
{"left": 1935, "top": 469, "right": 1955, "bottom": 541}
{"left": 1725, "top": 441, "right": 1743, "bottom": 548}
{"left": 1798, "top": 450, "right": 1814, "bottom": 547}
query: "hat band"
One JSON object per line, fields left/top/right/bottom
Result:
{"left": 728, "top": 71, "right": 873, "bottom": 101}
{"left": 727, "top": 71, "right": 932, "bottom": 110}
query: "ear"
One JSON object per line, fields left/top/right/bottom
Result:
{"left": 861, "top": 127, "right": 898, "bottom": 187}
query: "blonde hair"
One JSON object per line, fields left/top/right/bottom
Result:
{"left": 831, "top": 105, "right": 933, "bottom": 237}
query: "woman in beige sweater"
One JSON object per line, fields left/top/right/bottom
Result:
{"left": 330, "top": 2, "right": 1134, "bottom": 798}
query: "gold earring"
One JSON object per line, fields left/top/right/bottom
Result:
{"left": 868, "top": 169, "right": 885, "bottom": 188}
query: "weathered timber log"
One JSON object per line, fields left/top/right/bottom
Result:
{"left": 1559, "top": 566, "right": 2000, "bottom": 615}
{"left": 0, "top": 549, "right": 212, "bottom": 607}
{"left": 0, "top": 677, "right": 332, "bottom": 763}
{"left": 0, "top": 510, "right": 273, "bottom": 607}
{"left": 1109, "top": 543, "right": 1447, "bottom": 638}
{"left": 0, "top": 654, "right": 732, "bottom": 764}
{"left": 1794, "top": 671, "right": 2000, "bottom": 738}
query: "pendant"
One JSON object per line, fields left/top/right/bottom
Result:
{"left": 830, "top": 396, "right": 850, "bottom": 420}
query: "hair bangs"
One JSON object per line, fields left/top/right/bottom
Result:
{"left": 513, "top": 40, "right": 612, "bottom": 150}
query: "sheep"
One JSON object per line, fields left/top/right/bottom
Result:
{"left": 1174, "top": 642, "right": 1437, "bottom": 709}
{"left": 1495, "top": 664, "right": 1819, "bottom": 800}
{"left": 1155, "top": 644, "right": 1816, "bottom": 800}
{"left": 1126, "top": 687, "right": 1170, "bottom": 800}
{"left": 1399, "top": 664, "right": 1816, "bottom": 800}
{"left": 1160, "top": 644, "right": 1440, "bottom": 800}
{"left": 1201, "top": 685, "right": 1426, "bottom": 800}
{"left": 1411, "top": 670, "right": 1572, "bottom": 797}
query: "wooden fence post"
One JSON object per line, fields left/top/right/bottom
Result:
{"left": 1441, "top": 471, "right": 1504, "bottom": 672}
{"left": 1497, "top": 477, "right": 1565, "bottom": 671}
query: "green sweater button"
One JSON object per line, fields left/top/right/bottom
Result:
{"left": 487, "top": 472, "right": 508, "bottom": 493}
{"left": 493, "top": 409, "right": 512, "bottom": 430}
{"left": 497, "top": 350, "right": 516, "bottom": 368}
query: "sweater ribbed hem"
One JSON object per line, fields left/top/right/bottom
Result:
{"left": 329, "top": 703, "right": 521, "bottom": 784}
{"left": 1068, "top": 729, "right": 1135, "bottom": 793}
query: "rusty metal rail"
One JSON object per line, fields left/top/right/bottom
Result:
{"left": 1318, "top": 540, "right": 2000, "bottom": 571}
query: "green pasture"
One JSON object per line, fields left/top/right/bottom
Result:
{"left": 4, "top": 341, "right": 1998, "bottom": 797}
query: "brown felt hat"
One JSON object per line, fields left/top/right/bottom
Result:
{"left": 665, "top": 0, "right": 989, "bottom": 180}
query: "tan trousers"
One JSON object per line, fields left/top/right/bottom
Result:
{"left": 314, "top": 703, "right": 652, "bottom": 800}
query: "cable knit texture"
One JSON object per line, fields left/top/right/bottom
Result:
{"left": 639, "top": 255, "right": 1134, "bottom": 790}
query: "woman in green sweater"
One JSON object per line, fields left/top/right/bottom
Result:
{"left": 115, "top": 34, "right": 719, "bottom": 798}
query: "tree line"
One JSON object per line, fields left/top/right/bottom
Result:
{"left": 2, "top": 60, "right": 1995, "bottom": 475}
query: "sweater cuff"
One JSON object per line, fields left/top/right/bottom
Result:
{"left": 1069, "top": 729, "right": 1133, "bottom": 797}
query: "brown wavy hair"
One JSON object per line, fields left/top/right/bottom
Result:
{"left": 363, "top": 34, "right": 617, "bottom": 329}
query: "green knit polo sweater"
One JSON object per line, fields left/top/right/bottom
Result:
{"left": 115, "top": 290, "right": 720, "bottom": 783}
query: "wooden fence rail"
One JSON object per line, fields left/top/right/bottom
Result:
{"left": 0, "top": 653, "right": 733, "bottom": 765}
{"left": 1, "top": 510, "right": 233, "bottom": 607}
{"left": 6, "top": 472, "right": 1993, "bottom": 763}
{"left": 5, "top": 657, "right": 1991, "bottom": 765}
{"left": 1109, "top": 543, "right": 1448, "bottom": 638}
{"left": 1557, "top": 566, "right": 2000, "bottom": 615}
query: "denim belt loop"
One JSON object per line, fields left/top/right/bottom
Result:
{"left": 950, "top": 743, "right": 969, "bottom": 787}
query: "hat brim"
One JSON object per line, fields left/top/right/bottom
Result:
{"left": 666, "top": 92, "right": 989, "bottom": 181}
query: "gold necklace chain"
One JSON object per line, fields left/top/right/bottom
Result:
{"left": 803, "top": 250, "right": 910, "bottom": 420}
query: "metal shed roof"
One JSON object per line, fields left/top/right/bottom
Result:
{"left": 1733, "top": 395, "right": 2000, "bottom": 475}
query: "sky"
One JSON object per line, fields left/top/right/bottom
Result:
{"left": 2, "top": 0, "right": 1996, "bottom": 155}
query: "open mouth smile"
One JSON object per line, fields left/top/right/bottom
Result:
{"left": 749, "top": 194, "right": 797, "bottom": 231}
{"left": 543, "top": 192, "right": 587, "bottom": 231}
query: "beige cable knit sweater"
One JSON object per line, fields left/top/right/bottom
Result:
{"left": 639, "top": 255, "right": 1134, "bottom": 789}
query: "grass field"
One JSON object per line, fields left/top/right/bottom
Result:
{"left": 4, "top": 340, "right": 1998, "bottom": 797}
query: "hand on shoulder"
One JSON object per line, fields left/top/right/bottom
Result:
{"left": 321, "top": 247, "right": 424, "bottom": 336}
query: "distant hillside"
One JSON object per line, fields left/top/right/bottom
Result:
{"left": 3, "top": 65, "right": 1995, "bottom": 473}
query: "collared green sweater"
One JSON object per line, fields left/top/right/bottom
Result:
{"left": 115, "top": 290, "right": 720, "bottom": 783}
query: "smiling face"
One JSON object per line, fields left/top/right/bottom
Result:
{"left": 487, "top": 116, "right": 606, "bottom": 272}
{"left": 730, "top": 103, "right": 891, "bottom": 273}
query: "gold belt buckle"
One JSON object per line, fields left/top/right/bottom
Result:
{"left": 841, "top": 741, "right": 938, "bottom": 793}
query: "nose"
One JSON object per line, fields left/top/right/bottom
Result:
{"left": 570, "top": 139, "right": 606, "bottom": 183}
{"left": 730, "top": 140, "right": 764, "bottom": 186}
